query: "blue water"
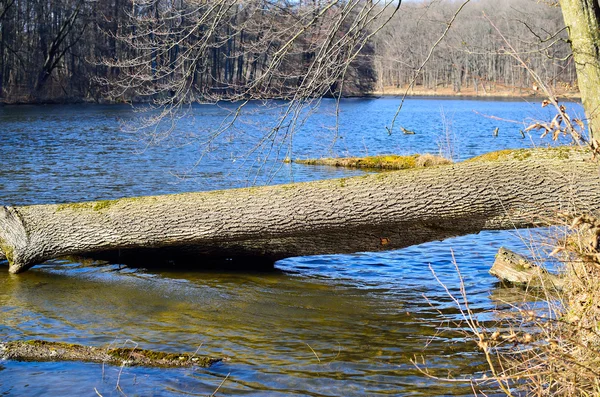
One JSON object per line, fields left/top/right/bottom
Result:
{"left": 0, "top": 97, "right": 581, "bottom": 205}
{"left": 0, "top": 97, "right": 581, "bottom": 396}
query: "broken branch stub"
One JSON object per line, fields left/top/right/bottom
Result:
{"left": 490, "top": 247, "right": 563, "bottom": 290}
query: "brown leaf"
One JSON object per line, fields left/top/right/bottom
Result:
{"left": 525, "top": 123, "right": 542, "bottom": 132}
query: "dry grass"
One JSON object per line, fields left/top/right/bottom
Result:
{"left": 288, "top": 153, "right": 451, "bottom": 170}
{"left": 372, "top": 84, "right": 581, "bottom": 100}
{"left": 419, "top": 211, "right": 600, "bottom": 396}
{"left": 516, "top": 215, "right": 600, "bottom": 396}
{"left": 444, "top": 215, "right": 600, "bottom": 396}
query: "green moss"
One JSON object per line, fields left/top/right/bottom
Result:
{"left": 56, "top": 197, "right": 141, "bottom": 212}
{"left": 21, "top": 340, "right": 79, "bottom": 349}
{"left": 56, "top": 202, "right": 94, "bottom": 212}
{"left": 553, "top": 146, "right": 575, "bottom": 159}
{"left": 515, "top": 151, "right": 532, "bottom": 161}
{"left": 91, "top": 200, "right": 113, "bottom": 211}
{"left": 4, "top": 340, "right": 218, "bottom": 368}
{"left": 291, "top": 154, "right": 450, "bottom": 170}
{"left": 107, "top": 348, "right": 214, "bottom": 366}
{"left": 467, "top": 149, "right": 524, "bottom": 162}
{"left": 0, "top": 238, "right": 13, "bottom": 263}
{"left": 245, "top": 187, "right": 260, "bottom": 195}
{"left": 467, "top": 147, "right": 581, "bottom": 163}
{"left": 56, "top": 201, "right": 114, "bottom": 212}
{"left": 108, "top": 348, "right": 184, "bottom": 361}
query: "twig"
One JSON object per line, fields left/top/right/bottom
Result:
{"left": 210, "top": 372, "right": 231, "bottom": 397}
{"left": 388, "top": 0, "right": 472, "bottom": 133}
{"left": 483, "top": 11, "right": 588, "bottom": 149}
{"left": 306, "top": 343, "right": 321, "bottom": 363}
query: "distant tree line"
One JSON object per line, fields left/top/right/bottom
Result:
{"left": 374, "top": 0, "right": 576, "bottom": 94}
{"left": 0, "top": 0, "right": 381, "bottom": 103}
{"left": 0, "top": 0, "right": 123, "bottom": 102}
{"left": 0, "top": 0, "right": 576, "bottom": 103}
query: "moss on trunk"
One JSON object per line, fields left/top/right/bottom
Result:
{"left": 0, "top": 340, "right": 221, "bottom": 368}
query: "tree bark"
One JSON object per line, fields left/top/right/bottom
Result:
{"left": 490, "top": 247, "right": 563, "bottom": 289}
{"left": 1, "top": 148, "right": 599, "bottom": 274}
{"left": 559, "top": 0, "right": 600, "bottom": 140}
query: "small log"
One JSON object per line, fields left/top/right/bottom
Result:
{"left": 0, "top": 340, "right": 222, "bottom": 368}
{"left": 490, "top": 247, "right": 563, "bottom": 290}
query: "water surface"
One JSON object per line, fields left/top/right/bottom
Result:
{"left": 0, "top": 97, "right": 579, "bottom": 395}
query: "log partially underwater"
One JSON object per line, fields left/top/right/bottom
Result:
{"left": 490, "top": 247, "right": 564, "bottom": 289}
{"left": 1, "top": 340, "right": 221, "bottom": 368}
{"left": 1, "top": 148, "right": 600, "bottom": 274}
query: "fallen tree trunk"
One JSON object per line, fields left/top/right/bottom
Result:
{"left": 1, "top": 147, "right": 599, "bottom": 274}
{"left": 0, "top": 340, "right": 221, "bottom": 368}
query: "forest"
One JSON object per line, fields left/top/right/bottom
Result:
{"left": 0, "top": 0, "right": 575, "bottom": 104}
{"left": 374, "top": 0, "right": 575, "bottom": 94}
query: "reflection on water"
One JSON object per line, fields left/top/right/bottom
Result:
{"left": 0, "top": 98, "right": 570, "bottom": 395}
{"left": 0, "top": 98, "right": 580, "bottom": 206}
{"left": 0, "top": 229, "right": 541, "bottom": 396}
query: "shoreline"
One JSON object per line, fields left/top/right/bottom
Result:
{"left": 0, "top": 88, "right": 582, "bottom": 106}
{"left": 371, "top": 85, "right": 581, "bottom": 101}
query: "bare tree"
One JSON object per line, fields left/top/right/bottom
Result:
{"left": 559, "top": 0, "right": 600, "bottom": 142}
{"left": 96, "top": 0, "right": 402, "bottom": 179}
{"left": 374, "top": 0, "right": 575, "bottom": 96}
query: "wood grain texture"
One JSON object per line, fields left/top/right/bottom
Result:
{"left": 1, "top": 148, "right": 599, "bottom": 273}
{"left": 490, "top": 247, "right": 563, "bottom": 289}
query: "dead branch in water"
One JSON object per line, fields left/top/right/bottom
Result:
{"left": 0, "top": 340, "right": 222, "bottom": 368}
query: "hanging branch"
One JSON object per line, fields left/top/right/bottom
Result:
{"left": 483, "top": 12, "right": 591, "bottom": 151}
{"left": 387, "top": 0, "right": 472, "bottom": 134}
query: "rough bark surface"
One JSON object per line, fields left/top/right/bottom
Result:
{"left": 490, "top": 247, "right": 563, "bottom": 289}
{"left": 559, "top": 0, "right": 600, "bottom": 139}
{"left": 1, "top": 148, "right": 599, "bottom": 274}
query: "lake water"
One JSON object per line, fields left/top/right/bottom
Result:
{"left": 0, "top": 97, "right": 582, "bottom": 396}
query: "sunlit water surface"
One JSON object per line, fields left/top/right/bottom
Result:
{"left": 0, "top": 97, "right": 582, "bottom": 396}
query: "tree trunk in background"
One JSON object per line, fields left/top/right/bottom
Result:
{"left": 1, "top": 148, "right": 600, "bottom": 274}
{"left": 560, "top": 0, "right": 600, "bottom": 140}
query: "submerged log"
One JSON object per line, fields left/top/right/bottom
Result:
{"left": 0, "top": 340, "right": 221, "bottom": 368}
{"left": 490, "top": 247, "right": 563, "bottom": 289}
{"left": 289, "top": 153, "right": 451, "bottom": 170}
{"left": 1, "top": 147, "right": 599, "bottom": 274}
